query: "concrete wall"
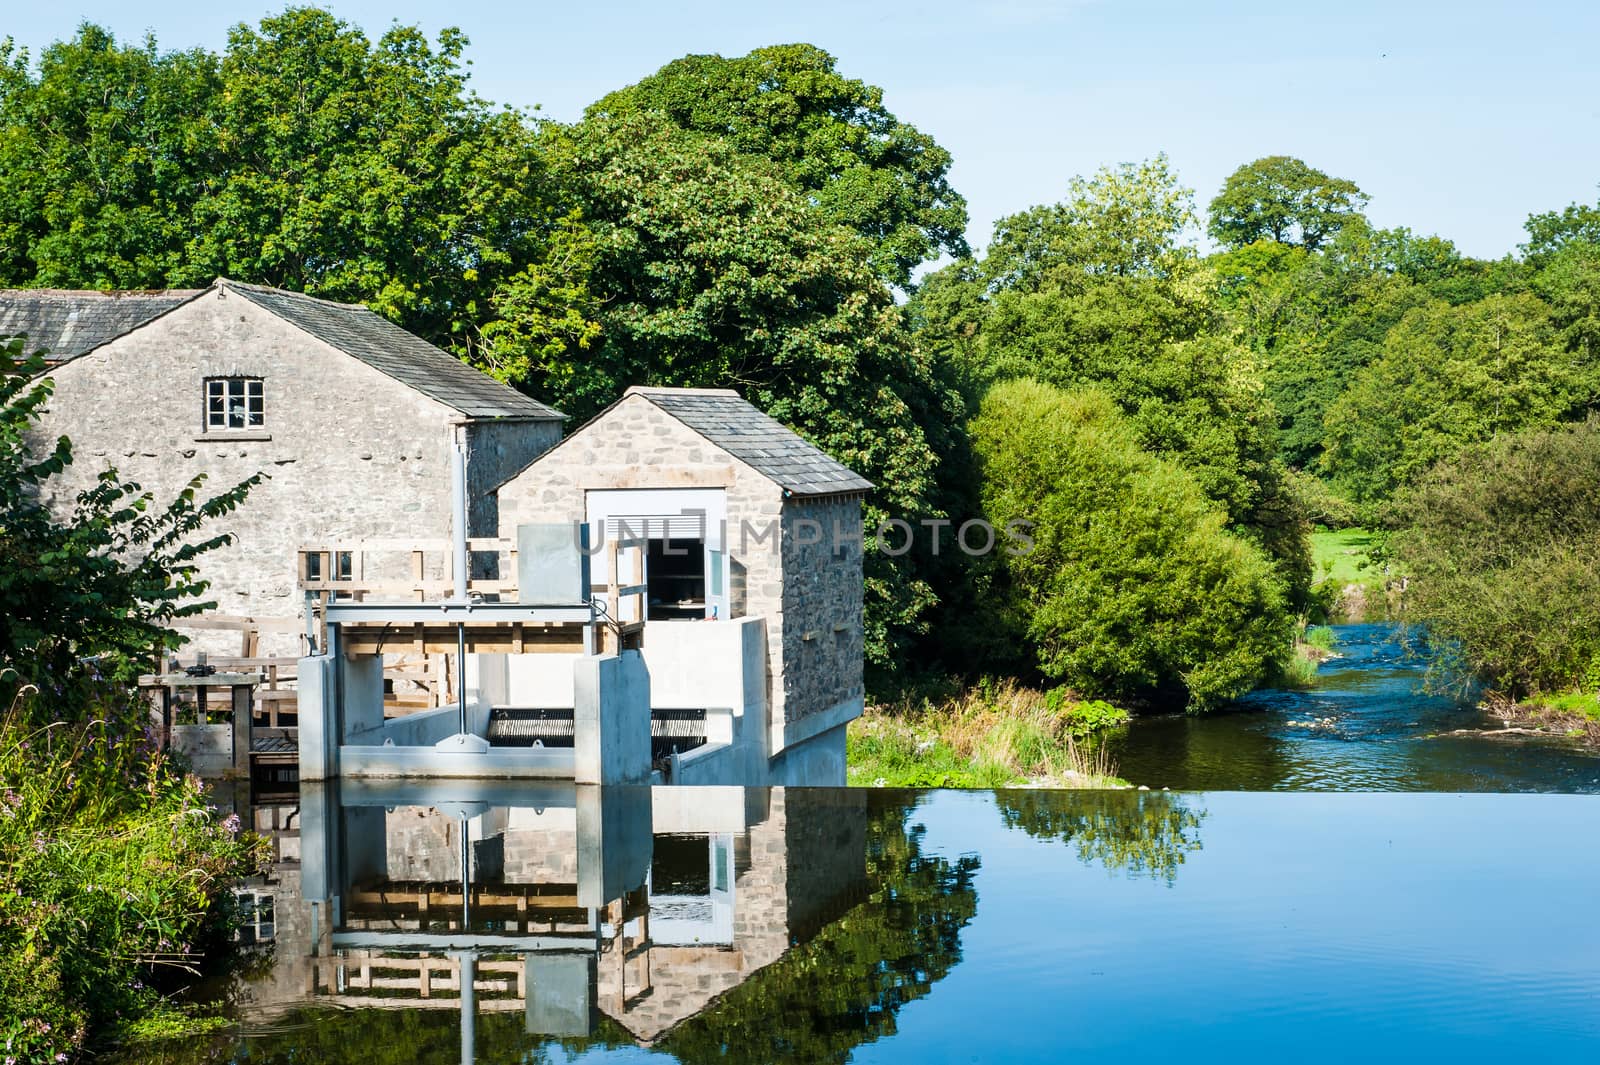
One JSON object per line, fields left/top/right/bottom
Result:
{"left": 28, "top": 287, "right": 559, "bottom": 653}
{"left": 573, "top": 652, "right": 652, "bottom": 785}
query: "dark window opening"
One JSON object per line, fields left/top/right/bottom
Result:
{"left": 652, "top": 834, "right": 711, "bottom": 896}
{"left": 646, "top": 537, "right": 705, "bottom": 620}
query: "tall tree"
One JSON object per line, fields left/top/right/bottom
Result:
{"left": 972, "top": 380, "right": 1292, "bottom": 708}
{"left": 1322, "top": 292, "right": 1596, "bottom": 502}
{"left": 0, "top": 26, "right": 223, "bottom": 288}
{"left": 985, "top": 154, "right": 1197, "bottom": 291}
{"left": 587, "top": 44, "right": 968, "bottom": 288}
{"left": 1207, "top": 156, "right": 1368, "bottom": 251}
{"left": 511, "top": 114, "right": 957, "bottom": 676}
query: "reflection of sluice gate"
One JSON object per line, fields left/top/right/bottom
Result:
{"left": 486, "top": 707, "right": 708, "bottom": 762}
{"left": 271, "top": 783, "right": 870, "bottom": 1050}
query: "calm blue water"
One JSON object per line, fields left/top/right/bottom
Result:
{"left": 1109, "top": 622, "right": 1600, "bottom": 791}
{"left": 118, "top": 785, "right": 1600, "bottom": 1064}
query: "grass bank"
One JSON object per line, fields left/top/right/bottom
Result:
{"left": 1272, "top": 624, "right": 1338, "bottom": 690}
{"left": 1311, "top": 528, "right": 1392, "bottom": 621}
{"left": 1482, "top": 690, "right": 1600, "bottom": 746}
{"left": 0, "top": 690, "right": 265, "bottom": 1062}
{"left": 848, "top": 680, "right": 1129, "bottom": 788}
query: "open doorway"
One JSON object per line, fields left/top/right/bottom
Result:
{"left": 646, "top": 537, "right": 706, "bottom": 620}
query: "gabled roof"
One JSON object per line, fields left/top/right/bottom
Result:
{"left": 626, "top": 386, "right": 874, "bottom": 497}
{"left": 220, "top": 281, "right": 562, "bottom": 421}
{"left": 0, "top": 279, "right": 562, "bottom": 422}
{"left": 0, "top": 288, "right": 204, "bottom": 362}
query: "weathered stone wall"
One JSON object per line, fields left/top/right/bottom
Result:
{"left": 497, "top": 394, "right": 790, "bottom": 718}
{"left": 780, "top": 497, "right": 865, "bottom": 724}
{"left": 465, "top": 417, "right": 563, "bottom": 539}
{"left": 26, "top": 289, "right": 558, "bottom": 654}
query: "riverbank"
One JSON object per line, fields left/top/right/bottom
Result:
{"left": 1, "top": 699, "right": 265, "bottom": 1062}
{"left": 847, "top": 681, "right": 1129, "bottom": 788}
{"left": 1480, "top": 691, "right": 1600, "bottom": 747}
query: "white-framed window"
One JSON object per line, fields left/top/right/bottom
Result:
{"left": 205, "top": 377, "right": 264, "bottom": 430}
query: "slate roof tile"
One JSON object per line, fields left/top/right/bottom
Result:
{"left": 627, "top": 387, "right": 874, "bottom": 497}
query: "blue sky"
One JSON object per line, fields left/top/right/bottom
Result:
{"left": 6, "top": 1, "right": 1598, "bottom": 260}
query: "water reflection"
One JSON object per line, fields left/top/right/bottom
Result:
{"left": 121, "top": 783, "right": 978, "bottom": 1065}
{"left": 994, "top": 789, "right": 1205, "bottom": 884}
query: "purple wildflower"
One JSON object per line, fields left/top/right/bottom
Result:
{"left": 221, "top": 812, "right": 241, "bottom": 834}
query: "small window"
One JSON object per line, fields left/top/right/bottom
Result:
{"left": 205, "top": 377, "right": 264, "bottom": 430}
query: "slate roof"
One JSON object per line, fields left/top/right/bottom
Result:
{"left": 222, "top": 281, "right": 562, "bottom": 421}
{"left": 0, "top": 279, "right": 563, "bottom": 421}
{"left": 628, "top": 387, "right": 874, "bottom": 497}
{"left": 0, "top": 289, "right": 203, "bottom": 361}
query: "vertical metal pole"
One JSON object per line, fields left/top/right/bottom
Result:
{"left": 451, "top": 434, "right": 469, "bottom": 601}
{"left": 452, "top": 431, "right": 470, "bottom": 738}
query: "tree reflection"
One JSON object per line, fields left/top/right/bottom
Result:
{"left": 657, "top": 793, "right": 979, "bottom": 1065}
{"left": 994, "top": 789, "right": 1205, "bottom": 884}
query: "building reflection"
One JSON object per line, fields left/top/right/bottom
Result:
{"left": 234, "top": 781, "right": 871, "bottom": 1058}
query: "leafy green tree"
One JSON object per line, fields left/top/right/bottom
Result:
{"left": 186, "top": 7, "right": 578, "bottom": 351}
{"left": 0, "top": 26, "right": 223, "bottom": 288}
{"left": 1208, "top": 156, "right": 1368, "bottom": 251}
{"left": 1522, "top": 192, "right": 1600, "bottom": 265}
{"left": 1322, "top": 292, "right": 1596, "bottom": 502}
{"left": 972, "top": 380, "right": 1292, "bottom": 708}
{"left": 985, "top": 154, "right": 1197, "bottom": 291}
{"left": 520, "top": 114, "right": 956, "bottom": 676}
{"left": 0, "top": 11, "right": 592, "bottom": 360}
{"left": 1394, "top": 419, "right": 1600, "bottom": 696}
{"left": 587, "top": 43, "right": 968, "bottom": 288}
{"left": 1, "top": 337, "right": 258, "bottom": 715}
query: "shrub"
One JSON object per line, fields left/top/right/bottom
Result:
{"left": 971, "top": 380, "right": 1293, "bottom": 708}
{"left": 1393, "top": 418, "right": 1600, "bottom": 696}
{"left": 0, "top": 687, "right": 266, "bottom": 1061}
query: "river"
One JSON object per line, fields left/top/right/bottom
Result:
{"left": 1107, "top": 622, "right": 1600, "bottom": 792}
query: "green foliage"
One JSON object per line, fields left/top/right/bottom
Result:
{"left": 1207, "top": 155, "right": 1368, "bottom": 251}
{"left": 0, "top": 12, "right": 592, "bottom": 357}
{"left": 1303, "top": 625, "right": 1337, "bottom": 652}
{"left": 1393, "top": 419, "right": 1600, "bottom": 697}
{"left": 971, "top": 380, "right": 1293, "bottom": 708}
{"left": 0, "top": 693, "right": 265, "bottom": 1061}
{"left": 1522, "top": 192, "right": 1600, "bottom": 265}
{"left": 993, "top": 790, "right": 1206, "bottom": 884}
{"left": 530, "top": 114, "right": 958, "bottom": 675}
{"left": 587, "top": 43, "right": 968, "bottom": 288}
{"left": 1322, "top": 292, "right": 1596, "bottom": 503}
{"left": 0, "top": 27, "right": 223, "bottom": 288}
{"left": 985, "top": 154, "right": 1198, "bottom": 289}
{"left": 1, "top": 338, "right": 259, "bottom": 713}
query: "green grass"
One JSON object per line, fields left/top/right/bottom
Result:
{"left": 1311, "top": 528, "right": 1379, "bottom": 585}
{"left": 847, "top": 680, "right": 1128, "bottom": 789}
{"left": 1524, "top": 690, "right": 1600, "bottom": 722}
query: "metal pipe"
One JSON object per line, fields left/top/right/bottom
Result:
{"left": 456, "top": 622, "right": 468, "bottom": 739}
{"left": 450, "top": 433, "right": 469, "bottom": 601}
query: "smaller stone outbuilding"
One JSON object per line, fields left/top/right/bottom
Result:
{"left": 494, "top": 386, "right": 872, "bottom": 782}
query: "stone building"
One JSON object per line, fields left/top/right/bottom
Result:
{"left": 492, "top": 386, "right": 872, "bottom": 785}
{"left": 1, "top": 279, "right": 564, "bottom": 651}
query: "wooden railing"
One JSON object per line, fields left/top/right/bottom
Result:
{"left": 297, "top": 535, "right": 650, "bottom": 653}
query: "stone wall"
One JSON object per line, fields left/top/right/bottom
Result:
{"left": 780, "top": 497, "right": 866, "bottom": 724}
{"left": 26, "top": 288, "right": 558, "bottom": 653}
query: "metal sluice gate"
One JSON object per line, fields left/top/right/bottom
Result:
{"left": 486, "top": 706, "right": 708, "bottom": 760}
